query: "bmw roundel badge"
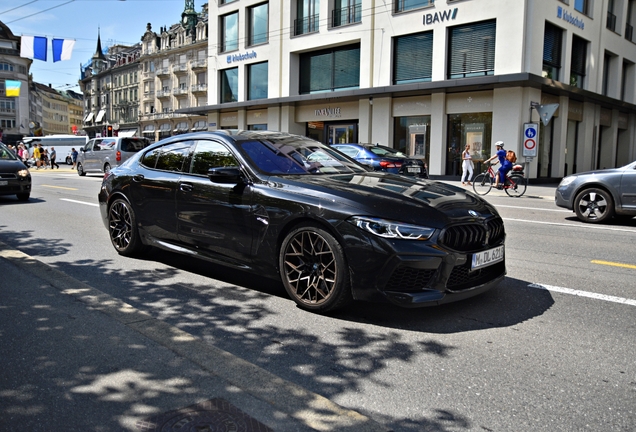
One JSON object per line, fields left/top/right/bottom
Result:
{"left": 469, "top": 210, "right": 478, "bottom": 217}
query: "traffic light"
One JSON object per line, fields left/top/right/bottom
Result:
{"left": 107, "top": 125, "right": 113, "bottom": 137}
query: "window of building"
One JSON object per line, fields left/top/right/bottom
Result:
{"left": 248, "top": 62, "right": 268, "bottom": 100}
{"left": 0, "top": 63, "right": 14, "bottom": 71}
{"left": 221, "top": 12, "right": 239, "bottom": 52}
{"left": 220, "top": 67, "right": 239, "bottom": 103}
{"left": 446, "top": 113, "right": 492, "bottom": 176}
{"left": 333, "top": 0, "right": 361, "bottom": 27}
{"left": 299, "top": 44, "right": 360, "bottom": 94}
{"left": 570, "top": 35, "right": 587, "bottom": 88}
{"left": 602, "top": 52, "right": 612, "bottom": 96}
{"left": 627, "top": 0, "right": 635, "bottom": 42}
{"left": 394, "top": 117, "right": 431, "bottom": 167}
{"left": 393, "top": 31, "right": 433, "bottom": 84}
{"left": 448, "top": 20, "right": 496, "bottom": 79}
{"left": 607, "top": 0, "right": 617, "bottom": 31}
{"left": 574, "top": 0, "right": 588, "bottom": 14}
{"left": 248, "top": 124, "right": 268, "bottom": 131}
{"left": 395, "top": 0, "right": 433, "bottom": 14}
{"left": 220, "top": 0, "right": 237, "bottom": 4}
{"left": 543, "top": 22, "right": 563, "bottom": 80}
{"left": 248, "top": 3, "right": 269, "bottom": 46}
{"left": 295, "top": 0, "right": 319, "bottom": 36}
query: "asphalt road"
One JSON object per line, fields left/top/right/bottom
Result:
{"left": 1, "top": 168, "right": 635, "bottom": 431}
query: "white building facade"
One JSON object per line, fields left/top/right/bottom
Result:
{"left": 182, "top": 0, "right": 636, "bottom": 180}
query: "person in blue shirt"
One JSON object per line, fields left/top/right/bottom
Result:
{"left": 484, "top": 141, "right": 512, "bottom": 189}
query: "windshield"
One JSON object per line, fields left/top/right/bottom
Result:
{"left": 238, "top": 139, "right": 368, "bottom": 175}
{"left": 0, "top": 143, "right": 19, "bottom": 161}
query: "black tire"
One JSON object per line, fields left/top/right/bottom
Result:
{"left": 574, "top": 188, "right": 615, "bottom": 223}
{"left": 108, "top": 198, "right": 145, "bottom": 256}
{"left": 472, "top": 173, "right": 492, "bottom": 195}
{"left": 279, "top": 224, "right": 352, "bottom": 312}
{"left": 104, "top": 163, "right": 111, "bottom": 173}
{"left": 66, "top": 156, "right": 72, "bottom": 165}
{"left": 16, "top": 193, "right": 30, "bottom": 201}
{"left": 77, "top": 163, "right": 86, "bottom": 176}
{"left": 505, "top": 174, "right": 527, "bottom": 197}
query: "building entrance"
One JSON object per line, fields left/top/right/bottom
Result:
{"left": 328, "top": 124, "right": 356, "bottom": 145}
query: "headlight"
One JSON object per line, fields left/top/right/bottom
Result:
{"left": 558, "top": 176, "right": 576, "bottom": 188}
{"left": 17, "top": 169, "right": 29, "bottom": 177}
{"left": 348, "top": 216, "right": 435, "bottom": 240}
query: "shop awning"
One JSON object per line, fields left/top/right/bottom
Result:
{"left": 117, "top": 129, "right": 137, "bottom": 137}
{"left": 159, "top": 123, "right": 171, "bottom": 131}
{"left": 191, "top": 120, "right": 207, "bottom": 131}
{"left": 173, "top": 122, "right": 188, "bottom": 132}
{"left": 95, "top": 109, "right": 106, "bottom": 123}
{"left": 142, "top": 125, "right": 155, "bottom": 134}
{"left": 84, "top": 112, "right": 94, "bottom": 123}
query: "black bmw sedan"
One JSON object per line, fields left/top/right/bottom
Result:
{"left": 99, "top": 131, "right": 505, "bottom": 312}
{"left": 0, "top": 142, "right": 31, "bottom": 201}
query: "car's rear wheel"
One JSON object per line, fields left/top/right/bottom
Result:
{"left": 574, "top": 188, "right": 614, "bottom": 223}
{"left": 108, "top": 198, "right": 145, "bottom": 256}
{"left": 104, "top": 163, "right": 111, "bottom": 173}
{"left": 472, "top": 173, "right": 492, "bottom": 195}
{"left": 77, "top": 163, "right": 86, "bottom": 176}
{"left": 16, "top": 193, "right": 30, "bottom": 201}
{"left": 279, "top": 224, "right": 352, "bottom": 312}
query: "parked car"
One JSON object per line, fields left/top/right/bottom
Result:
{"left": 77, "top": 136, "right": 151, "bottom": 176}
{"left": 555, "top": 161, "right": 636, "bottom": 223}
{"left": 331, "top": 143, "right": 428, "bottom": 178}
{"left": 99, "top": 131, "right": 505, "bottom": 312}
{"left": 0, "top": 142, "right": 31, "bottom": 201}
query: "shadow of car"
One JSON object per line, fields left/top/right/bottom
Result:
{"left": 99, "top": 131, "right": 505, "bottom": 313}
{"left": 0, "top": 142, "right": 31, "bottom": 201}
{"left": 555, "top": 160, "right": 636, "bottom": 223}
{"left": 331, "top": 143, "right": 428, "bottom": 178}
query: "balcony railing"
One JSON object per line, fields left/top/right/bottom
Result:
{"left": 626, "top": 23, "right": 634, "bottom": 42}
{"left": 173, "top": 87, "right": 188, "bottom": 96}
{"left": 606, "top": 11, "right": 616, "bottom": 32}
{"left": 156, "top": 67, "right": 170, "bottom": 76}
{"left": 156, "top": 89, "right": 171, "bottom": 98}
{"left": 332, "top": 4, "right": 361, "bottom": 27}
{"left": 172, "top": 64, "right": 188, "bottom": 74}
{"left": 191, "top": 84, "right": 207, "bottom": 93}
{"left": 294, "top": 14, "right": 319, "bottom": 36}
{"left": 190, "top": 58, "right": 207, "bottom": 69}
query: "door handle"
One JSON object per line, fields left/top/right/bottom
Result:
{"left": 180, "top": 183, "right": 193, "bottom": 192}
{"left": 132, "top": 174, "right": 144, "bottom": 182}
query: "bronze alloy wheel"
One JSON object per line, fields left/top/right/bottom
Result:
{"left": 280, "top": 225, "right": 351, "bottom": 312}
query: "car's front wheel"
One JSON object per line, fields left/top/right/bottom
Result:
{"left": 16, "top": 193, "right": 30, "bottom": 201}
{"left": 108, "top": 198, "right": 145, "bottom": 256}
{"left": 279, "top": 224, "right": 352, "bottom": 312}
{"left": 574, "top": 188, "right": 614, "bottom": 223}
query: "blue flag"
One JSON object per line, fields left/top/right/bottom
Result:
{"left": 20, "top": 35, "right": 48, "bottom": 61}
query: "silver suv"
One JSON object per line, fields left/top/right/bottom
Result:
{"left": 77, "top": 137, "right": 151, "bottom": 176}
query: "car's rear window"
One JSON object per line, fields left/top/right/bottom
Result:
{"left": 121, "top": 138, "right": 150, "bottom": 152}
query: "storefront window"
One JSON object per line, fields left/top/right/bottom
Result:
{"left": 394, "top": 116, "right": 431, "bottom": 168}
{"left": 447, "top": 113, "right": 492, "bottom": 176}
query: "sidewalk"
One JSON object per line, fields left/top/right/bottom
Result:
{"left": 0, "top": 242, "right": 389, "bottom": 432}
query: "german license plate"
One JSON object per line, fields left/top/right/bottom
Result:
{"left": 471, "top": 245, "right": 504, "bottom": 270}
{"left": 0, "top": 180, "right": 7, "bottom": 186}
{"left": 407, "top": 166, "right": 421, "bottom": 173}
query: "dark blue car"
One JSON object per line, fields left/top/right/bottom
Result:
{"left": 332, "top": 143, "right": 428, "bottom": 178}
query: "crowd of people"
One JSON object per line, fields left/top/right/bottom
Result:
{"left": 3, "top": 142, "right": 65, "bottom": 170}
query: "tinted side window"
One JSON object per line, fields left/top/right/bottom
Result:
{"left": 141, "top": 147, "right": 160, "bottom": 168}
{"left": 188, "top": 140, "right": 238, "bottom": 176}
{"left": 120, "top": 138, "right": 150, "bottom": 152}
{"left": 155, "top": 142, "right": 193, "bottom": 172}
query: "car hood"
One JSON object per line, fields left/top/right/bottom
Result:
{"left": 0, "top": 159, "right": 28, "bottom": 172}
{"left": 269, "top": 172, "right": 499, "bottom": 226}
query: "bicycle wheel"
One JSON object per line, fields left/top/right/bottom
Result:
{"left": 505, "top": 174, "right": 527, "bottom": 197}
{"left": 472, "top": 173, "right": 493, "bottom": 195}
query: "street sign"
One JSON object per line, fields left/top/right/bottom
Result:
{"left": 523, "top": 123, "right": 538, "bottom": 157}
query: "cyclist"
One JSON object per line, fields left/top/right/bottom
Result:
{"left": 484, "top": 141, "right": 511, "bottom": 189}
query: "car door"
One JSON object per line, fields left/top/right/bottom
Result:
{"left": 127, "top": 140, "right": 194, "bottom": 243}
{"left": 619, "top": 163, "right": 636, "bottom": 210}
{"left": 83, "top": 138, "right": 104, "bottom": 171}
{"left": 176, "top": 139, "right": 255, "bottom": 264}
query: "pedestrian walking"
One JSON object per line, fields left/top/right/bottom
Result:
{"left": 33, "top": 144, "right": 41, "bottom": 169}
{"left": 50, "top": 147, "right": 60, "bottom": 169}
{"left": 71, "top": 147, "right": 78, "bottom": 169}
{"left": 461, "top": 144, "right": 474, "bottom": 185}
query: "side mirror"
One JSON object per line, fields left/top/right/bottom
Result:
{"left": 207, "top": 167, "right": 244, "bottom": 184}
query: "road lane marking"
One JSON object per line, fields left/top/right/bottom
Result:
{"left": 528, "top": 283, "right": 636, "bottom": 307}
{"left": 60, "top": 198, "right": 99, "bottom": 207}
{"left": 495, "top": 204, "right": 570, "bottom": 213}
{"left": 504, "top": 218, "right": 636, "bottom": 233}
{"left": 41, "top": 184, "right": 78, "bottom": 191}
{"left": 591, "top": 260, "right": 636, "bottom": 270}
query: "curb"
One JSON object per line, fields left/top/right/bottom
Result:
{"left": 0, "top": 241, "right": 390, "bottom": 432}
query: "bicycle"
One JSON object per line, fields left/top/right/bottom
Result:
{"left": 472, "top": 164, "right": 527, "bottom": 197}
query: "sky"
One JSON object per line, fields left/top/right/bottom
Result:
{"left": 1, "top": 0, "right": 204, "bottom": 92}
